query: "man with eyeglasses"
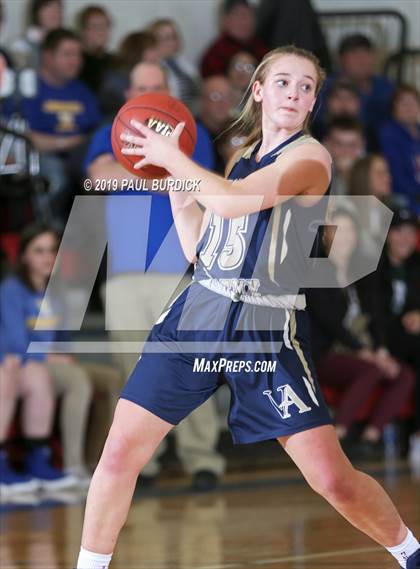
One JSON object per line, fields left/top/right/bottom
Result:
{"left": 323, "top": 115, "right": 366, "bottom": 196}
{"left": 226, "top": 51, "right": 257, "bottom": 112}
{"left": 197, "top": 75, "right": 235, "bottom": 173}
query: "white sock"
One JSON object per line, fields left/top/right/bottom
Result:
{"left": 76, "top": 546, "right": 113, "bottom": 569}
{"left": 386, "top": 529, "right": 419, "bottom": 568}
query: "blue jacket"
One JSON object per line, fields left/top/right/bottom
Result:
{"left": 83, "top": 121, "right": 215, "bottom": 275}
{"left": 0, "top": 276, "right": 69, "bottom": 363}
{"left": 379, "top": 119, "right": 420, "bottom": 214}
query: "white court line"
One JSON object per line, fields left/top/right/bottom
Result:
{"left": 196, "top": 565, "right": 242, "bottom": 569}
{"left": 252, "top": 546, "right": 381, "bottom": 564}
{"left": 1, "top": 547, "right": 382, "bottom": 569}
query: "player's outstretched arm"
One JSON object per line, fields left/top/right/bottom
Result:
{"left": 121, "top": 121, "right": 331, "bottom": 218}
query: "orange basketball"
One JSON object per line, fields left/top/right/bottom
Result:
{"left": 111, "top": 92, "right": 197, "bottom": 179}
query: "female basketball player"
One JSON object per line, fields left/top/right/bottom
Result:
{"left": 77, "top": 47, "right": 419, "bottom": 569}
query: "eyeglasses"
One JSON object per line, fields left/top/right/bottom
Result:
{"left": 206, "top": 91, "right": 232, "bottom": 103}
{"left": 30, "top": 247, "right": 58, "bottom": 255}
{"left": 233, "top": 61, "right": 255, "bottom": 74}
{"left": 157, "top": 32, "right": 178, "bottom": 42}
{"left": 229, "top": 135, "right": 246, "bottom": 147}
{"left": 85, "top": 22, "right": 110, "bottom": 31}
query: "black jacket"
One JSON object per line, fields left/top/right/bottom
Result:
{"left": 306, "top": 259, "right": 379, "bottom": 361}
{"left": 370, "top": 251, "right": 420, "bottom": 345}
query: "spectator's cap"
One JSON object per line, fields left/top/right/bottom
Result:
{"left": 390, "top": 208, "right": 418, "bottom": 229}
{"left": 221, "top": 0, "right": 250, "bottom": 15}
{"left": 338, "top": 34, "right": 374, "bottom": 56}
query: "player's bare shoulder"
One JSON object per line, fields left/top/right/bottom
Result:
{"left": 297, "top": 138, "right": 332, "bottom": 174}
{"left": 277, "top": 136, "right": 331, "bottom": 176}
{"left": 271, "top": 136, "right": 331, "bottom": 205}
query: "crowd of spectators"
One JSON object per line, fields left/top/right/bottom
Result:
{"left": 0, "top": 0, "right": 419, "bottom": 497}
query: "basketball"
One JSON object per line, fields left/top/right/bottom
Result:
{"left": 111, "top": 92, "right": 197, "bottom": 179}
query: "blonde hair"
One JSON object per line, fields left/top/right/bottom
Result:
{"left": 232, "top": 45, "right": 326, "bottom": 149}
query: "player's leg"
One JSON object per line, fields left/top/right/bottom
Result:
{"left": 278, "top": 425, "right": 419, "bottom": 566}
{"left": 80, "top": 399, "right": 173, "bottom": 554}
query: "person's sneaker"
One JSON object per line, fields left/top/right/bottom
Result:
{"left": 405, "top": 548, "right": 420, "bottom": 569}
{"left": 65, "top": 466, "right": 92, "bottom": 489}
{"left": 0, "top": 450, "right": 39, "bottom": 497}
{"left": 354, "top": 439, "right": 383, "bottom": 461}
{"left": 191, "top": 470, "right": 219, "bottom": 492}
{"left": 25, "top": 446, "right": 78, "bottom": 491}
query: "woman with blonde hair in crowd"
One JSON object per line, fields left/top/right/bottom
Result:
{"left": 148, "top": 18, "right": 200, "bottom": 112}
{"left": 98, "top": 30, "right": 159, "bottom": 118}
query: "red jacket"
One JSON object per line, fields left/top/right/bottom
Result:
{"left": 200, "top": 33, "right": 268, "bottom": 78}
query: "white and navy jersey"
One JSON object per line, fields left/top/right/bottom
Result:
{"left": 193, "top": 131, "right": 330, "bottom": 309}
{"left": 122, "top": 130, "right": 334, "bottom": 440}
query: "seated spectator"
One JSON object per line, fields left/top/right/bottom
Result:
{"left": 226, "top": 50, "right": 256, "bottom": 113}
{"left": 348, "top": 154, "right": 407, "bottom": 258}
{"left": 18, "top": 28, "right": 101, "bottom": 222}
{"left": 197, "top": 75, "right": 235, "bottom": 173}
{"left": 0, "top": 223, "right": 121, "bottom": 488}
{"left": 98, "top": 30, "right": 158, "bottom": 118}
{"left": 77, "top": 5, "right": 114, "bottom": 95}
{"left": 256, "top": 0, "right": 331, "bottom": 72}
{"left": 307, "top": 209, "right": 415, "bottom": 456}
{"left": 200, "top": 0, "right": 267, "bottom": 78}
{"left": 323, "top": 116, "right": 366, "bottom": 196}
{"left": 379, "top": 84, "right": 420, "bottom": 215}
{"left": 0, "top": 224, "right": 81, "bottom": 494}
{"left": 334, "top": 34, "right": 395, "bottom": 135}
{"left": 312, "top": 79, "right": 361, "bottom": 141}
{"left": 372, "top": 209, "right": 420, "bottom": 469}
{"left": 148, "top": 18, "right": 200, "bottom": 112}
{"left": 11, "top": 0, "right": 62, "bottom": 70}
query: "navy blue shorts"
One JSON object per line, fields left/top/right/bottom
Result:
{"left": 121, "top": 284, "right": 332, "bottom": 444}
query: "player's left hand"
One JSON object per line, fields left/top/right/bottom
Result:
{"left": 120, "top": 119, "right": 185, "bottom": 170}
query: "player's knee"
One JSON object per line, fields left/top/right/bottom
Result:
{"left": 309, "top": 468, "right": 357, "bottom": 504}
{"left": 99, "top": 430, "right": 143, "bottom": 476}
